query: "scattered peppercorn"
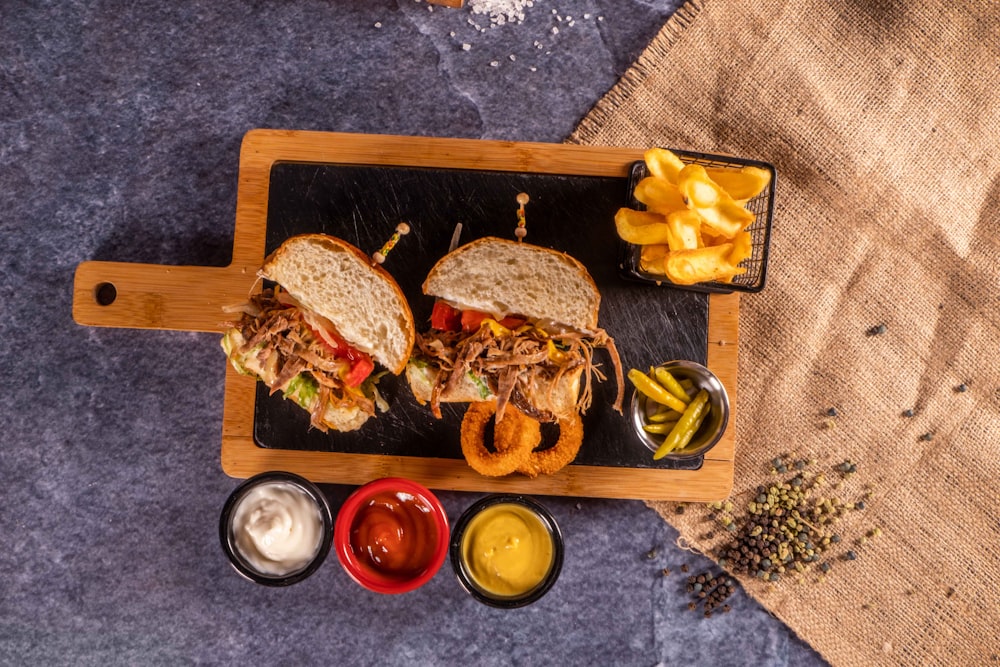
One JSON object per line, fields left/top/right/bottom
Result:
{"left": 705, "top": 457, "right": 866, "bottom": 587}
{"left": 866, "top": 323, "right": 887, "bottom": 336}
{"left": 902, "top": 408, "right": 915, "bottom": 418}
{"left": 826, "top": 407, "right": 839, "bottom": 417}
{"left": 955, "top": 383, "right": 968, "bottom": 393}
{"left": 681, "top": 569, "right": 738, "bottom": 617}
{"left": 919, "top": 432, "right": 934, "bottom": 442}
{"left": 645, "top": 548, "right": 658, "bottom": 560}
{"left": 680, "top": 564, "right": 689, "bottom": 573}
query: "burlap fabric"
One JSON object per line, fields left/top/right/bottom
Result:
{"left": 571, "top": 1, "right": 1000, "bottom": 664}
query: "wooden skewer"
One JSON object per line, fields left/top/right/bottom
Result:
{"left": 514, "top": 192, "right": 529, "bottom": 241}
{"left": 372, "top": 222, "right": 411, "bottom": 264}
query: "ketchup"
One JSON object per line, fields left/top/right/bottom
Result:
{"left": 349, "top": 490, "right": 440, "bottom": 579}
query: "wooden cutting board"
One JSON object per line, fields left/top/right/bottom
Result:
{"left": 72, "top": 130, "right": 738, "bottom": 501}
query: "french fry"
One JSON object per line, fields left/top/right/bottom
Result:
{"left": 633, "top": 176, "right": 686, "bottom": 214}
{"left": 696, "top": 199, "right": 754, "bottom": 239}
{"left": 644, "top": 147, "right": 686, "bottom": 184}
{"left": 638, "top": 244, "right": 670, "bottom": 273}
{"left": 665, "top": 209, "right": 703, "bottom": 251}
{"left": 664, "top": 244, "right": 747, "bottom": 285}
{"left": 705, "top": 165, "right": 771, "bottom": 201}
{"left": 677, "top": 165, "right": 754, "bottom": 238}
{"left": 615, "top": 208, "right": 673, "bottom": 245}
{"left": 729, "top": 231, "right": 753, "bottom": 265}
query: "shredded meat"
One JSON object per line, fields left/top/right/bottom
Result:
{"left": 415, "top": 319, "right": 624, "bottom": 422}
{"left": 230, "top": 289, "right": 374, "bottom": 431}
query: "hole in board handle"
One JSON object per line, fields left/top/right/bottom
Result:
{"left": 94, "top": 282, "right": 117, "bottom": 306}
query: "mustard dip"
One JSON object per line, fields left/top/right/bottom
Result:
{"left": 461, "top": 502, "right": 554, "bottom": 598}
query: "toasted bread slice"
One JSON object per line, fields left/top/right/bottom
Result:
{"left": 260, "top": 234, "right": 415, "bottom": 375}
{"left": 422, "top": 237, "right": 601, "bottom": 330}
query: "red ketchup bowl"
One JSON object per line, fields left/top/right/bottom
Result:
{"left": 334, "top": 477, "right": 450, "bottom": 594}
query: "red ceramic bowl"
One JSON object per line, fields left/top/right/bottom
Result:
{"left": 334, "top": 477, "right": 449, "bottom": 594}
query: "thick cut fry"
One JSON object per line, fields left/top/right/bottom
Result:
{"left": 729, "top": 231, "right": 753, "bottom": 265}
{"left": 638, "top": 244, "right": 669, "bottom": 274}
{"left": 695, "top": 199, "right": 755, "bottom": 238}
{"left": 643, "top": 147, "right": 686, "bottom": 184}
{"left": 664, "top": 244, "right": 747, "bottom": 285}
{"left": 615, "top": 208, "right": 673, "bottom": 245}
{"left": 677, "top": 165, "right": 755, "bottom": 238}
{"left": 677, "top": 165, "right": 720, "bottom": 207}
{"left": 665, "top": 209, "right": 704, "bottom": 251}
{"left": 633, "top": 176, "right": 686, "bottom": 214}
{"left": 705, "top": 166, "right": 771, "bottom": 201}
{"left": 615, "top": 207, "right": 666, "bottom": 227}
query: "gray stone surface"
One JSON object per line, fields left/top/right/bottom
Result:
{"left": 1, "top": 1, "right": 828, "bottom": 664}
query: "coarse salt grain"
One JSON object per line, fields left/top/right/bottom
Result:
{"left": 469, "top": 0, "right": 532, "bottom": 26}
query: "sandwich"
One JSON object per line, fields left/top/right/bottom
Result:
{"left": 221, "top": 234, "right": 415, "bottom": 432}
{"left": 406, "top": 236, "right": 623, "bottom": 424}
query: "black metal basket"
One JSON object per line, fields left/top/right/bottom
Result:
{"left": 618, "top": 148, "right": 776, "bottom": 294}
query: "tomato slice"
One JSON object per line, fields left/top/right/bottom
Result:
{"left": 430, "top": 301, "right": 462, "bottom": 331}
{"left": 460, "top": 309, "right": 490, "bottom": 333}
{"left": 301, "top": 309, "right": 375, "bottom": 387}
{"left": 432, "top": 302, "right": 525, "bottom": 334}
{"left": 342, "top": 353, "right": 375, "bottom": 388}
{"left": 498, "top": 316, "right": 526, "bottom": 329}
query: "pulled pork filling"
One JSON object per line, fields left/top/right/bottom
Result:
{"left": 225, "top": 289, "right": 377, "bottom": 431}
{"left": 415, "top": 319, "right": 624, "bottom": 422}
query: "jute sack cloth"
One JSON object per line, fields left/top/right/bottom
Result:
{"left": 571, "top": 1, "right": 1000, "bottom": 665}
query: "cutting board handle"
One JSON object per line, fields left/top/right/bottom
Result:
{"left": 72, "top": 261, "right": 256, "bottom": 333}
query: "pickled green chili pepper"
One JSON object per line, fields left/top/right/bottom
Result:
{"left": 628, "top": 368, "right": 688, "bottom": 413}
{"left": 643, "top": 420, "right": 679, "bottom": 434}
{"left": 653, "top": 367, "right": 691, "bottom": 404}
{"left": 653, "top": 389, "right": 710, "bottom": 460}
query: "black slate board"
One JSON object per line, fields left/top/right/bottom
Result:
{"left": 253, "top": 162, "right": 709, "bottom": 470}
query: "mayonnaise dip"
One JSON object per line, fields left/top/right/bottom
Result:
{"left": 231, "top": 481, "right": 324, "bottom": 577}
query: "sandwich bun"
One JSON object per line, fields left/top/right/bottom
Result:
{"left": 421, "top": 237, "right": 600, "bottom": 330}
{"left": 261, "top": 234, "right": 415, "bottom": 375}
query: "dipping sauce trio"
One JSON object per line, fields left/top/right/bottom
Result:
{"left": 222, "top": 475, "right": 562, "bottom": 605}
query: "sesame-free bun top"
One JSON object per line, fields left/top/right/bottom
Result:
{"left": 422, "top": 236, "right": 601, "bottom": 330}
{"left": 260, "top": 234, "right": 415, "bottom": 375}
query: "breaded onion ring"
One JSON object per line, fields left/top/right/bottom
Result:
{"left": 460, "top": 401, "right": 539, "bottom": 477}
{"left": 516, "top": 413, "right": 584, "bottom": 478}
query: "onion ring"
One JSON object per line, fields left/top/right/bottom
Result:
{"left": 460, "top": 402, "right": 539, "bottom": 477}
{"left": 516, "top": 413, "right": 584, "bottom": 478}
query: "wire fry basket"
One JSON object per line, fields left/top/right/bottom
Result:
{"left": 618, "top": 148, "right": 776, "bottom": 294}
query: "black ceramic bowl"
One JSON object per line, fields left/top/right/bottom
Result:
{"left": 450, "top": 494, "right": 564, "bottom": 608}
{"left": 219, "top": 471, "right": 333, "bottom": 587}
